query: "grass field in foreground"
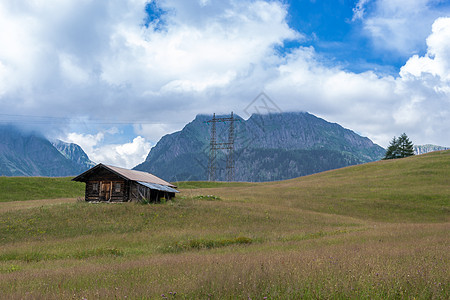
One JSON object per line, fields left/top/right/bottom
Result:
{"left": 0, "top": 151, "right": 448, "bottom": 299}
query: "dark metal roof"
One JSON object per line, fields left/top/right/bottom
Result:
{"left": 137, "top": 181, "right": 179, "bottom": 193}
{"left": 72, "top": 163, "right": 177, "bottom": 188}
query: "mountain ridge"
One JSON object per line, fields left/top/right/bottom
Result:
{"left": 134, "top": 112, "right": 386, "bottom": 182}
{"left": 52, "top": 140, "right": 96, "bottom": 170}
{"left": 414, "top": 144, "right": 449, "bottom": 155}
{"left": 0, "top": 125, "right": 94, "bottom": 177}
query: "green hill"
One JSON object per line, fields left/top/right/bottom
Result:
{"left": 178, "top": 150, "right": 450, "bottom": 222}
{"left": 0, "top": 177, "right": 84, "bottom": 202}
{"left": 0, "top": 151, "right": 448, "bottom": 299}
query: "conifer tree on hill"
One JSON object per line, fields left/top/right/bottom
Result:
{"left": 383, "top": 133, "right": 415, "bottom": 160}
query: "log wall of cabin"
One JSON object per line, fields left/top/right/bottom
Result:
{"left": 85, "top": 180, "right": 127, "bottom": 202}
{"left": 84, "top": 169, "right": 128, "bottom": 202}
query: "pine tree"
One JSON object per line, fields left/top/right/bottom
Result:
{"left": 397, "top": 133, "right": 415, "bottom": 157}
{"left": 384, "top": 136, "right": 399, "bottom": 159}
{"left": 383, "top": 133, "right": 414, "bottom": 160}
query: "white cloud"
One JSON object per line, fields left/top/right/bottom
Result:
{"left": 0, "top": 61, "right": 7, "bottom": 96}
{"left": 391, "top": 17, "right": 450, "bottom": 144}
{"left": 263, "top": 16, "right": 450, "bottom": 147}
{"left": 101, "top": 0, "right": 299, "bottom": 94}
{"left": 65, "top": 132, "right": 105, "bottom": 154}
{"left": 63, "top": 131, "right": 152, "bottom": 168}
{"left": 266, "top": 47, "right": 399, "bottom": 146}
{"left": 361, "top": 0, "right": 450, "bottom": 56}
{"left": 199, "top": 0, "right": 211, "bottom": 7}
{"left": 0, "top": 0, "right": 299, "bottom": 120}
{"left": 1, "top": 0, "right": 449, "bottom": 163}
{"left": 133, "top": 123, "right": 185, "bottom": 142}
{"left": 352, "top": 0, "right": 371, "bottom": 21}
{"left": 59, "top": 53, "right": 90, "bottom": 84}
{"left": 400, "top": 17, "right": 450, "bottom": 80}
{"left": 90, "top": 136, "right": 152, "bottom": 168}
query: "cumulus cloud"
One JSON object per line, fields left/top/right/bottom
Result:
{"left": 263, "top": 16, "right": 450, "bottom": 147}
{"left": 400, "top": 18, "right": 450, "bottom": 80}
{"left": 0, "top": 0, "right": 299, "bottom": 120}
{"left": 361, "top": 0, "right": 450, "bottom": 56}
{"left": 266, "top": 46, "right": 399, "bottom": 146}
{"left": 102, "top": 0, "right": 299, "bottom": 95}
{"left": 1, "top": 0, "right": 450, "bottom": 169}
{"left": 90, "top": 136, "right": 152, "bottom": 169}
{"left": 393, "top": 17, "right": 450, "bottom": 143}
{"left": 65, "top": 132, "right": 105, "bottom": 155}
{"left": 63, "top": 131, "right": 152, "bottom": 168}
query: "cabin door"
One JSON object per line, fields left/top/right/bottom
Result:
{"left": 100, "top": 182, "right": 111, "bottom": 201}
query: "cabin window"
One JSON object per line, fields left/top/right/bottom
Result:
{"left": 92, "top": 183, "right": 98, "bottom": 192}
{"left": 114, "top": 183, "right": 121, "bottom": 193}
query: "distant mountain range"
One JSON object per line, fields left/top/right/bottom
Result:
{"left": 134, "top": 112, "right": 386, "bottom": 182}
{"left": 0, "top": 125, "right": 94, "bottom": 176}
{"left": 2, "top": 118, "right": 447, "bottom": 180}
{"left": 414, "top": 144, "right": 449, "bottom": 155}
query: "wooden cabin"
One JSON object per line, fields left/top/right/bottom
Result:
{"left": 72, "top": 164, "right": 179, "bottom": 202}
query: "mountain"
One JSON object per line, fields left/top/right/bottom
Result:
{"left": 414, "top": 144, "right": 449, "bottom": 155}
{"left": 52, "top": 140, "right": 95, "bottom": 170}
{"left": 0, "top": 125, "right": 94, "bottom": 176}
{"left": 134, "top": 112, "right": 385, "bottom": 182}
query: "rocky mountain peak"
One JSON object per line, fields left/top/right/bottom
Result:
{"left": 134, "top": 112, "right": 385, "bottom": 182}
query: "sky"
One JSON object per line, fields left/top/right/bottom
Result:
{"left": 0, "top": 0, "right": 450, "bottom": 168}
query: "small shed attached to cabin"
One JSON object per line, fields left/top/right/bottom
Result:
{"left": 72, "top": 164, "right": 179, "bottom": 202}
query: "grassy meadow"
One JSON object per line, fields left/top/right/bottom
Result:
{"left": 0, "top": 176, "right": 84, "bottom": 202}
{"left": 0, "top": 151, "right": 448, "bottom": 299}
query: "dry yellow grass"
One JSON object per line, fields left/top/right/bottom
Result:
{"left": 0, "top": 151, "right": 448, "bottom": 299}
{"left": 0, "top": 222, "right": 447, "bottom": 299}
{"left": 0, "top": 198, "right": 76, "bottom": 213}
{"left": 185, "top": 150, "right": 450, "bottom": 222}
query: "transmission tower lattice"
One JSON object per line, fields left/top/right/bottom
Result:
{"left": 206, "top": 112, "right": 237, "bottom": 182}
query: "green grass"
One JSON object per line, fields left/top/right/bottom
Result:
{"left": 174, "top": 181, "right": 255, "bottom": 189}
{"left": 0, "top": 151, "right": 448, "bottom": 299}
{"left": 0, "top": 177, "right": 84, "bottom": 202}
{"left": 188, "top": 150, "right": 450, "bottom": 222}
{"left": 162, "top": 236, "right": 253, "bottom": 253}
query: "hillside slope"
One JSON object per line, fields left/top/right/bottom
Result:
{"left": 0, "top": 152, "right": 448, "bottom": 299}
{"left": 0, "top": 177, "right": 84, "bottom": 202}
{"left": 135, "top": 112, "right": 385, "bottom": 181}
{"left": 2, "top": 150, "right": 447, "bottom": 222}
{"left": 183, "top": 150, "right": 450, "bottom": 222}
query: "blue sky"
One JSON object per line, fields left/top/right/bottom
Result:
{"left": 0, "top": 0, "right": 450, "bottom": 167}
{"left": 286, "top": 0, "right": 377, "bottom": 70}
{"left": 279, "top": 0, "right": 448, "bottom": 73}
{"left": 287, "top": 0, "right": 388, "bottom": 72}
